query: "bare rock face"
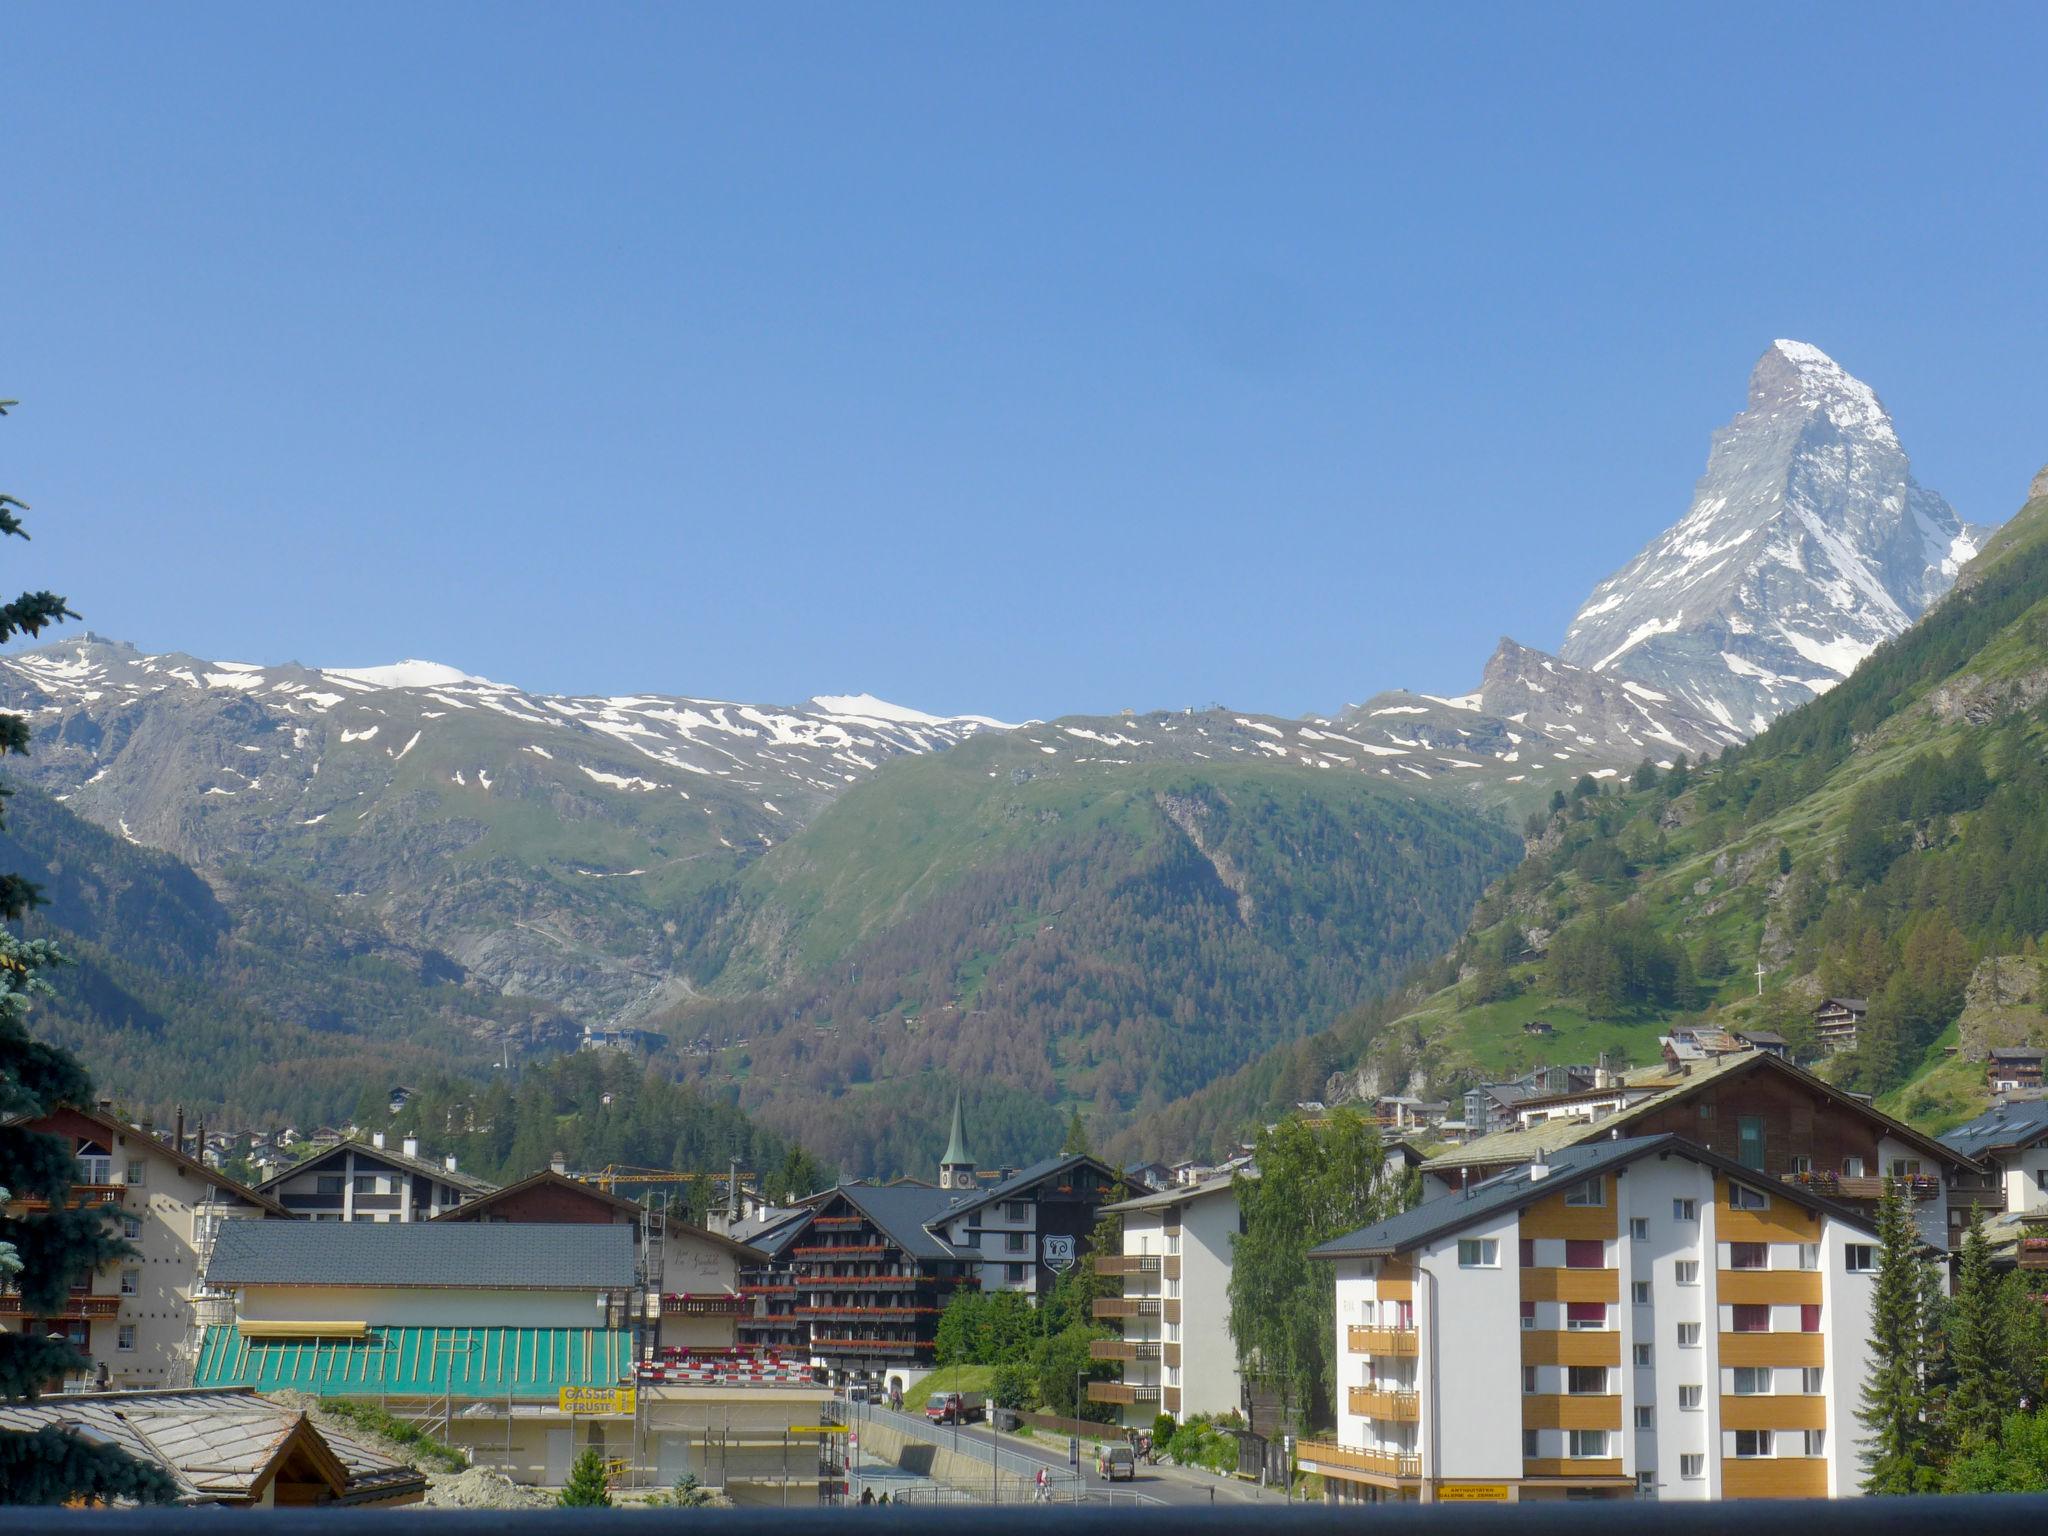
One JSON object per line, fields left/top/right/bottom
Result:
{"left": 1560, "top": 340, "right": 1989, "bottom": 736}
{"left": 1956, "top": 956, "right": 2048, "bottom": 1060}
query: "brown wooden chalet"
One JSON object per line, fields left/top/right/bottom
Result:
{"left": 1813, "top": 997, "right": 1868, "bottom": 1055}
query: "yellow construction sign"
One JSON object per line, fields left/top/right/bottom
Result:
{"left": 1437, "top": 1484, "right": 1509, "bottom": 1502}
{"left": 558, "top": 1386, "right": 637, "bottom": 1415}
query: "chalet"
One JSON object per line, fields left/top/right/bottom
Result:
{"left": 1939, "top": 1099, "right": 2048, "bottom": 1221}
{"left": 1986, "top": 1047, "right": 2046, "bottom": 1093}
{"left": 1520, "top": 1019, "right": 1555, "bottom": 1037}
{"left": 0, "top": 1102, "right": 291, "bottom": 1390}
{"left": 1371, "top": 1096, "right": 1449, "bottom": 1133}
{"left": 1463, "top": 1065, "right": 1597, "bottom": 1136}
{"left": 1659, "top": 1024, "right": 1746, "bottom": 1064}
{"left": 257, "top": 1132, "right": 495, "bottom": 1222}
{"left": 0, "top": 1388, "right": 425, "bottom": 1506}
{"left": 1733, "top": 1028, "right": 1792, "bottom": 1061}
{"left": 1425, "top": 1048, "right": 1980, "bottom": 1251}
{"left": 1813, "top": 998, "right": 1868, "bottom": 1055}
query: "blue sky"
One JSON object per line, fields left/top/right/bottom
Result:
{"left": 6, "top": 6, "right": 2046, "bottom": 720}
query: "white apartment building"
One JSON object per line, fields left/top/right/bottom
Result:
{"left": 1303, "top": 1134, "right": 1878, "bottom": 1503}
{"left": 2, "top": 1104, "right": 289, "bottom": 1390}
{"left": 257, "top": 1132, "right": 494, "bottom": 1221}
{"left": 1088, "top": 1174, "right": 1243, "bottom": 1427}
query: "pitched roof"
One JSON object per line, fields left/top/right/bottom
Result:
{"left": 1939, "top": 1098, "right": 2048, "bottom": 1158}
{"left": 257, "top": 1137, "right": 497, "bottom": 1197}
{"left": 1426, "top": 1049, "right": 1976, "bottom": 1174}
{"left": 933, "top": 1153, "right": 1132, "bottom": 1224}
{"left": 1314, "top": 1134, "right": 1874, "bottom": 1260}
{"left": 10, "top": 1105, "right": 292, "bottom": 1217}
{"left": 1820, "top": 997, "right": 1868, "bottom": 1012}
{"left": 1103, "top": 1170, "right": 1242, "bottom": 1214}
{"left": 205, "top": 1218, "right": 635, "bottom": 1289}
{"left": 0, "top": 1389, "right": 423, "bottom": 1505}
{"left": 814, "top": 1182, "right": 963, "bottom": 1261}
{"left": 1988, "top": 1047, "right": 2046, "bottom": 1062}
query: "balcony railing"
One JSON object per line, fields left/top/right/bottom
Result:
{"left": 1295, "top": 1440, "right": 1419, "bottom": 1480}
{"left": 1089, "top": 1339, "right": 1161, "bottom": 1362}
{"left": 809, "top": 1337, "right": 935, "bottom": 1354}
{"left": 1781, "top": 1171, "right": 1940, "bottom": 1201}
{"left": 793, "top": 1244, "right": 889, "bottom": 1258}
{"left": 794, "top": 1306, "right": 940, "bottom": 1318}
{"left": 1094, "top": 1255, "right": 1161, "bottom": 1277}
{"left": 1092, "top": 1297, "right": 1160, "bottom": 1320}
{"left": 1346, "top": 1325, "right": 1418, "bottom": 1357}
{"left": 0, "top": 1293, "right": 121, "bottom": 1320}
{"left": 1087, "top": 1382, "right": 1159, "bottom": 1406}
{"left": 1348, "top": 1386, "right": 1420, "bottom": 1422}
{"left": 660, "top": 1293, "right": 748, "bottom": 1316}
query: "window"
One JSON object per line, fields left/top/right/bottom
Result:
{"left": 1635, "top": 1471, "right": 1656, "bottom": 1497}
{"left": 1732, "top": 1367, "right": 1772, "bottom": 1395}
{"left": 1519, "top": 1238, "right": 1536, "bottom": 1267}
{"left": 1004, "top": 1201, "right": 1028, "bottom": 1221}
{"left": 1564, "top": 1179, "right": 1604, "bottom": 1208}
{"left": 1677, "top": 1322, "right": 1702, "bottom": 1346}
{"left": 1729, "top": 1183, "right": 1770, "bottom": 1211}
{"left": 1845, "top": 1245, "right": 1875, "bottom": 1273}
{"left": 1635, "top": 1406, "right": 1655, "bottom": 1429}
{"left": 1801, "top": 1367, "right": 1824, "bottom": 1394}
{"left": 1675, "top": 1260, "right": 1700, "bottom": 1285}
{"left": 77, "top": 1144, "right": 113, "bottom": 1184}
{"left": 1729, "top": 1242, "right": 1768, "bottom": 1270}
{"left": 1801, "top": 1304, "right": 1821, "bottom": 1333}
{"left": 1633, "top": 1344, "right": 1653, "bottom": 1367}
{"left": 1797, "top": 1244, "right": 1819, "bottom": 1271}
{"left": 1680, "top": 1454, "right": 1704, "bottom": 1479}
{"left": 1842, "top": 1156, "right": 1866, "bottom": 1178}
{"left": 1565, "top": 1239, "right": 1603, "bottom": 1269}
{"left": 1521, "top": 1300, "right": 1536, "bottom": 1330}
{"left": 1567, "top": 1366, "right": 1608, "bottom": 1395}
{"left": 315, "top": 1174, "right": 345, "bottom": 1196}
{"left": 1890, "top": 1158, "right": 1922, "bottom": 1177}
{"left": 119, "top": 1269, "right": 139, "bottom": 1296}
{"left": 1672, "top": 1199, "right": 1696, "bottom": 1222}
{"left": 1629, "top": 1218, "right": 1650, "bottom": 1242}
{"left": 1006, "top": 1263, "right": 1027, "bottom": 1284}
{"left": 1566, "top": 1302, "right": 1607, "bottom": 1331}
{"left": 1523, "top": 1366, "right": 1538, "bottom": 1394}
{"left": 1523, "top": 1430, "right": 1540, "bottom": 1459}
{"left": 116, "top": 1325, "right": 136, "bottom": 1352}
{"left": 353, "top": 1174, "right": 377, "bottom": 1196}
{"left": 125, "top": 1159, "right": 146, "bottom": 1187}
{"left": 1737, "top": 1116, "right": 1766, "bottom": 1169}
{"left": 1004, "top": 1231, "right": 1027, "bottom": 1253}
{"left": 1803, "top": 1431, "right": 1827, "bottom": 1457}
{"left": 1458, "top": 1238, "right": 1499, "bottom": 1268}
{"left": 1632, "top": 1281, "right": 1652, "bottom": 1305}
{"left": 1734, "top": 1430, "right": 1775, "bottom": 1458}
{"left": 1790, "top": 1154, "right": 1813, "bottom": 1175}
{"left": 121, "top": 1215, "right": 142, "bottom": 1241}
{"left": 1731, "top": 1305, "right": 1769, "bottom": 1333}
{"left": 1568, "top": 1430, "right": 1610, "bottom": 1458}
{"left": 1678, "top": 1385, "right": 1702, "bottom": 1410}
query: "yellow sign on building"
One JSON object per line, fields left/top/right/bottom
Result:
{"left": 1437, "top": 1484, "right": 1510, "bottom": 1502}
{"left": 558, "top": 1386, "right": 636, "bottom": 1415}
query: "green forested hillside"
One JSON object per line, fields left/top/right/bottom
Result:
{"left": 1125, "top": 482, "right": 2048, "bottom": 1160}
{"left": 649, "top": 735, "right": 1522, "bottom": 1173}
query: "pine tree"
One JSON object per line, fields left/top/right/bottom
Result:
{"left": 0, "top": 403, "right": 176, "bottom": 1507}
{"left": 1059, "top": 1107, "right": 1091, "bottom": 1156}
{"left": 1858, "top": 1179, "right": 1937, "bottom": 1493}
{"left": 1947, "top": 1210, "right": 2007, "bottom": 1450}
{"left": 558, "top": 1446, "right": 612, "bottom": 1507}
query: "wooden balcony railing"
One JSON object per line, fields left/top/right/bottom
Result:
{"left": 1093, "top": 1297, "right": 1160, "bottom": 1320}
{"left": 1087, "top": 1382, "right": 1159, "bottom": 1406}
{"left": 1090, "top": 1339, "right": 1160, "bottom": 1362}
{"left": 0, "top": 1294, "right": 121, "bottom": 1319}
{"left": 1094, "top": 1255, "right": 1160, "bottom": 1277}
{"left": 1346, "top": 1325, "right": 1418, "bottom": 1357}
{"left": 1348, "top": 1386, "right": 1420, "bottom": 1422}
{"left": 1296, "top": 1440, "right": 1419, "bottom": 1480}
{"left": 660, "top": 1293, "right": 748, "bottom": 1316}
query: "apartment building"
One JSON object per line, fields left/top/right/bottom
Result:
{"left": 1088, "top": 1173, "right": 1242, "bottom": 1428}
{"left": 256, "top": 1132, "right": 495, "bottom": 1221}
{"left": 1, "top": 1103, "right": 290, "bottom": 1390}
{"left": 1302, "top": 1134, "right": 1878, "bottom": 1503}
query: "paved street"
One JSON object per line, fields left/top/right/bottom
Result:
{"left": 919, "top": 1418, "right": 1299, "bottom": 1508}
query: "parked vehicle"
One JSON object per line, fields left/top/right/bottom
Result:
{"left": 1101, "top": 1444, "right": 1135, "bottom": 1481}
{"left": 925, "top": 1390, "right": 985, "bottom": 1424}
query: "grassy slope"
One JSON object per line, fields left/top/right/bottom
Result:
{"left": 1125, "top": 488, "right": 2048, "bottom": 1158}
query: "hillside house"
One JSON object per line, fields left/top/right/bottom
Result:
{"left": 1986, "top": 1048, "right": 2046, "bottom": 1094}
{"left": 1812, "top": 999, "right": 1867, "bottom": 1056}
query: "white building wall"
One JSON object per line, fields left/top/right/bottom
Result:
{"left": 1415, "top": 1208, "right": 1521, "bottom": 1482}
{"left": 1819, "top": 1218, "right": 1878, "bottom": 1495}
{"left": 1178, "top": 1186, "right": 1242, "bottom": 1420}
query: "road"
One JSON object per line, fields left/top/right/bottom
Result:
{"left": 931, "top": 1418, "right": 1286, "bottom": 1508}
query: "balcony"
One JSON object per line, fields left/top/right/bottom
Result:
{"left": 1348, "top": 1386, "right": 1419, "bottom": 1422}
{"left": 809, "top": 1337, "right": 935, "bottom": 1354}
{"left": 1719, "top": 1332, "right": 1825, "bottom": 1368}
{"left": 1346, "top": 1325, "right": 1418, "bottom": 1357}
{"left": 794, "top": 1305, "right": 939, "bottom": 1318}
{"left": 792, "top": 1244, "right": 888, "bottom": 1258}
{"left": 1163, "top": 1256, "right": 1181, "bottom": 1281}
{"left": 0, "top": 1293, "right": 121, "bottom": 1320}
{"left": 1163, "top": 1343, "right": 1180, "bottom": 1369}
{"left": 660, "top": 1293, "right": 748, "bottom": 1316}
{"left": 6, "top": 1183, "right": 127, "bottom": 1213}
{"left": 1093, "top": 1297, "right": 1161, "bottom": 1320}
{"left": 1718, "top": 1270, "right": 1821, "bottom": 1306}
{"left": 1087, "top": 1382, "right": 1160, "bottom": 1406}
{"left": 1295, "top": 1440, "right": 1419, "bottom": 1481}
{"left": 1094, "top": 1255, "right": 1160, "bottom": 1277}
{"left": 1163, "top": 1299, "right": 1181, "bottom": 1325}
{"left": 1782, "top": 1171, "right": 1940, "bottom": 1201}
{"left": 1090, "top": 1339, "right": 1161, "bottom": 1362}
{"left": 2021, "top": 1235, "right": 2048, "bottom": 1272}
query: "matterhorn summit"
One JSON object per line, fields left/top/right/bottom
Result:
{"left": 1559, "top": 339, "right": 1989, "bottom": 734}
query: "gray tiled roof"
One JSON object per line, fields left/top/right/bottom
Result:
{"left": 206, "top": 1219, "right": 634, "bottom": 1289}
{"left": 820, "top": 1183, "right": 964, "bottom": 1260}
{"left": 1939, "top": 1098, "right": 2048, "bottom": 1158}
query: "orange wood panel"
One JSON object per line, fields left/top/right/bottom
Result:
{"left": 1519, "top": 1180, "right": 1618, "bottom": 1240}
{"left": 1720, "top": 1458, "right": 1828, "bottom": 1498}
{"left": 1718, "top": 1271, "right": 1821, "bottom": 1306}
{"left": 1720, "top": 1395, "right": 1827, "bottom": 1431}
{"left": 1522, "top": 1394, "right": 1621, "bottom": 1430}
{"left": 1521, "top": 1458, "right": 1624, "bottom": 1479}
{"left": 1717, "top": 1182, "right": 1821, "bottom": 1243}
{"left": 1521, "top": 1331, "right": 1620, "bottom": 1367}
{"left": 1521, "top": 1268, "right": 1619, "bottom": 1304}
{"left": 1719, "top": 1332, "right": 1824, "bottom": 1367}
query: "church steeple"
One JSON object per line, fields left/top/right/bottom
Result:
{"left": 939, "top": 1093, "right": 975, "bottom": 1191}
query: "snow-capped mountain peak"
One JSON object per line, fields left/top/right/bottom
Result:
{"left": 1558, "top": 340, "right": 1991, "bottom": 732}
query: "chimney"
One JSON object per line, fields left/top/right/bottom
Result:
{"left": 175, "top": 1109, "right": 186, "bottom": 1155}
{"left": 372, "top": 1131, "right": 386, "bottom": 1150}
{"left": 445, "top": 1153, "right": 459, "bottom": 1173}
{"left": 550, "top": 1151, "right": 567, "bottom": 1176}
{"left": 1528, "top": 1150, "right": 1552, "bottom": 1181}
{"left": 402, "top": 1135, "right": 420, "bottom": 1160}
